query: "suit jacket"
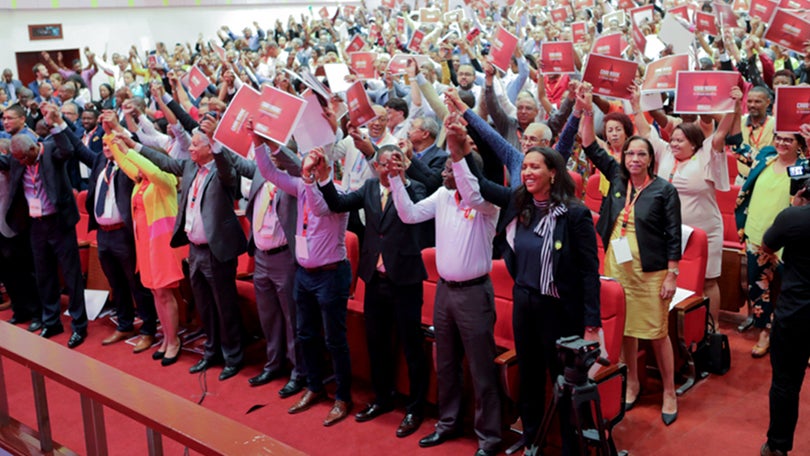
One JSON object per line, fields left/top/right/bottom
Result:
{"left": 139, "top": 146, "right": 247, "bottom": 262}
{"left": 465, "top": 153, "right": 601, "bottom": 328}
{"left": 54, "top": 127, "right": 133, "bottom": 233}
{"left": 0, "top": 131, "right": 79, "bottom": 234}
{"left": 227, "top": 148, "right": 301, "bottom": 256}
{"left": 406, "top": 143, "right": 448, "bottom": 194}
{"left": 583, "top": 142, "right": 682, "bottom": 272}
{"left": 0, "top": 79, "right": 23, "bottom": 102}
{"left": 319, "top": 178, "right": 427, "bottom": 285}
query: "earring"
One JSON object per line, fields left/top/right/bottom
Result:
{"left": 550, "top": 176, "right": 555, "bottom": 185}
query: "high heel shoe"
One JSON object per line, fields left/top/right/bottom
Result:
{"left": 662, "top": 411, "right": 678, "bottom": 426}
{"left": 161, "top": 337, "right": 183, "bottom": 367}
{"left": 624, "top": 397, "right": 638, "bottom": 412}
{"left": 152, "top": 349, "right": 165, "bottom": 360}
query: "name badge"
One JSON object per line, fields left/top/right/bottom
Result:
{"left": 184, "top": 213, "right": 195, "bottom": 233}
{"left": 295, "top": 234, "right": 309, "bottom": 260}
{"left": 28, "top": 198, "right": 42, "bottom": 218}
{"left": 610, "top": 237, "right": 633, "bottom": 264}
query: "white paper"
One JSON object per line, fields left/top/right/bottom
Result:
{"left": 611, "top": 237, "right": 633, "bottom": 264}
{"left": 324, "top": 63, "right": 353, "bottom": 94}
{"left": 85, "top": 289, "right": 110, "bottom": 321}
{"left": 657, "top": 14, "right": 694, "bottom": 55}
{"left": 669, "top": 287, "right": 696, "bottom": 310}
{"left": 293, "top": 92, "right": 338, "bottom": 153}
{"left": 644, "top": 35, "right": 667, "bottom": 60}
{"left": 640, "top": 92, "right": 665, "bottom": 111}
{"left": 681, "top": 224, "right": 694, "bottom": 255}
{"left": 295, "top": 234, "right": 309, "bottom": 260}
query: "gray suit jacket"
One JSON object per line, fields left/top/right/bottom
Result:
{"left": 139, "top": 145, "right": 247, "bottom": 262}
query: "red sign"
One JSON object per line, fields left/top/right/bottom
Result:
{"left": 668, "top": 5, "right": 692, "bottom": 23}
{"left": 641, "top": 54, "right": 689, "bottom": 93}
{"left": 369, "top": 23, "right": 380, "bottom": 43}
{"left": 319, "top": 7, "right": 329, "bottom": 19}
{"left": 529, "top": 0, "right": 547, "bottom": 6}
{"left": 575, "top": 0, "right": 595, "bottom": 8}
{"left": 540, "top": 41, "right": 576, "bottom": 73}
{"left": 466, "top": 27, "right": 481, "bottom": 42}
{"left": 764, "top": 8, "right": 810, "bottom": 54}
{"left": 630, "top": 4, "right": 654, "bottom": 25}
{"left": 186, "top": 65, "right": 209, "bottom": 99}
{"left": 713, "top": 2, "right": 740, "bottom": 28}
{"left": 488, "top": 26, "right": 519, "bottom": 73}
{"left": 382, "top": 0, "right": 396, "bottom": 8}
{"left": 779, "top": 0, "right": 810, "bottom": 9}
{"left": 582, "top": 54, "right": 639, "bottom": 100}
{"left": 346, "top": 81, "right": 377, "bottom": 127}
{"left": 213, "top": 85, "right": 261, "bottom": 157}
{"left": 572, "top": 21, "right": 589, "bottom": 45}
{"left": 775, "top": 86, "right": 810, "bottom": 133}
{"left": 345, "top": 34, "right": 366, "bottom": 54}
{"left": 253, "top": 86, "right": 308, "bottom": 146}
{"left": 674, "top": 71, "right": 741, "bottom": 114}
{"left": 397, "top": 17, "right": 406, "bottom": 35}
{"left": 343, "top": 5, "right": 356, "bottom": 16}
{"left": 550, "top": 6, "right": 569, "bottom": 23}
{"left": 350, "top": 52, "right": 378, "bottom": 80}
{"left": 748, "top": 0, "right": 779, "bottom": 22}
{"left": 420, "top": 8, "right": 441, "bottom": 22}
{"left": 591, "top": 32, "right": 627, "bottom": 57}
{"left": 618, "top": 0, "right": 635, "bottom": 9}
{"left": 695, "top": 11, "right": 719, "bottom": 35}
{"left": 407, "top": 29, "right": 426, "bottom": 53}
{"left": 631, "top": 20, "right": 647, "bottom": 55}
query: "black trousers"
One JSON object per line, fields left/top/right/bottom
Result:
{"left": 364, "top": 272, "right": 428, "bottom": 415}
{"left": 29, "top": 215, "right": 87, "bottom": 333}
{"left": 767, "top": 304, "right": 810, "bottom": 453}
{"left": 0, "top": 231, "right": 40, "bottom": 321}
{"left": 96, "top": 228, "right": 157, "bottom": 335}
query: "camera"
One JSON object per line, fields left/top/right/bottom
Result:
{"left": 556, "top": 335, "right": 607, "bottom": 386}
{"left": 787, "top": 163, "right": 810, "bottom": 197}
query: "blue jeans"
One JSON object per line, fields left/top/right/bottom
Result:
{"left": 294, "top": 260, "right": 352, "bottom": 402}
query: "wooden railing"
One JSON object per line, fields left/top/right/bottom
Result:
{"left": 0, "top": 323, "right": 304, "bottom": 456}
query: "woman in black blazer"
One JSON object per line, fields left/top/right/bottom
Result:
{"left": 445, "top": 114, "right": 601, "bottom": 454}
{"left": 578, "top": 83, "right": 682, "bottom": 426}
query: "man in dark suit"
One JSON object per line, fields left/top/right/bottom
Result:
{"left": 1, "top": 69, "right": 24, "bottom": 106}
{"left": 138, "top": 119, "right": 247, "bottom": 381}
{"left": 57, "top": 115, "right": 157, "bottom": 352}
{"left": 0, "top": 103, "right": 88, "bottom": 348}
{"left": 311, "top": 144, "right": 430, "bottom": 438}
{"left": 225, "top": 140, "right": 307, "bottom": 398}
{"left": 28, "top": 64, "right": 49, "bottom": 103}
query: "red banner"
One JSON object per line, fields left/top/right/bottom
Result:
{"left": 350, "top": 52, "right": 378, "bottom": 80}
{"left": 764, "top": 8, "right": 810, "bottom": 54}
{"left": 779, "top": 0, "right": 810, "bottom": 9}
{"left": 550, "top": 6, "right": 569, "bottom": 23}
{"left": 407, "top": 29, "right": 426, "bottom": 53}
{"left": 540, "top": 41, "right": 576, "bottom": 73}
{"left": 396, "top": 17, "right": 405, "bottom": 35}
{"left": 575, "top": 0, "right": 595, "bottom": 8}
{"left": 212, "top": 85, "right": 261, "bottom": 157}
{"left": 343, "top": 5, "right": 356, "bottom": 17}
{"left": 631, "top": 21, "right": 647, "bottom": 55}
{"left": 591, "top": 32, "right": 627, "bottom": 57}
{"left": 345, "top": 34, "right": 366, "bottom": 54}
{"left": 775, "top": 86, "right": 810, "bottom": 133}
{"left": 712, "top": 2, "right": 740, "bottom": 28}
{"left": 582, "top": 54, "right": 639, "bottom": 100}
{"left": 668, "top": 5, "right": 692, "bottom": 23}
{"left": 748, "top": 0, "right": 779, "bottom": 22}
{"left": 346, "top": 81, "right": 377, "bottom": 127}
{"left": 695, "top": 11, "right": 719, "bottom": 36}
{"left": 641, "top": 54, "right": 689, "bottom": 93}
{"left": 618, "top": 0, "right": 635, "bottom": 10}
{"left": 186, "top": 65, "right": 209, "bottom": 99}
{"left": 488, "top": 26, "right": 519, "bottom": 73}
{"left": 630, "top": 4, "right": 654, "bottom": 25}
{"left": 572, "top": 21, "right": 589, "bottom": 45}
{"left": 674, "top": 71, "right": 740, "bottom": 114}
{"left": 253, "top": 86, "right": 308, "bottom": 146}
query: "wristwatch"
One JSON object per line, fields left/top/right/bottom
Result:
{"left": 667, "top": 267, "right": 680, "bottom": 276}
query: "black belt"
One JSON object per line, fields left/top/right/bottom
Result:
{"left": 98, "top": 222, "right": 126, "bottom": 232}
{"left": 260, "top": 244, "right": 289, "bottom": 255}
{"left": 440, "top": 274, "right": 489, "bottom": 289}
{"left": 303, "top": 260, "right": 341, "bottom": 274}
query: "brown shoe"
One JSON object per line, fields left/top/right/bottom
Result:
{"left": 102, "top": 329, "right": 137, "bottom": 345}
{"left": 288, "top": 390, "right": 325, "bottom": 414}
{"left": 323, "top": 400, "right": 352, "bottom": 427}
{"left": 132, "top": 335, "right": 156, "bottom": 353}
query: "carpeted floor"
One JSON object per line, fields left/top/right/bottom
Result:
{"left": 2, "top": 307, "right": 810, "bottom": 456}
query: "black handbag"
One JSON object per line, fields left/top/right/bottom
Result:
{"left": 694, "top": 314, "right": 731, "bottom": 376}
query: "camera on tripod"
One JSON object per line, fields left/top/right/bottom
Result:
{"left": 788, "top": 163, "right": 810, "bottom": 197}
{"left": 557, "top": 335, "right": 609, "bottom": 386}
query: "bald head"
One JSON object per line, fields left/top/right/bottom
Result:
{"left": 10, "top": 134, "right": 39, "bottom": 166}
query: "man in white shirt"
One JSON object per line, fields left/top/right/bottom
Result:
{"left": 389, "top": 150, "right": 502, "bottom": 456}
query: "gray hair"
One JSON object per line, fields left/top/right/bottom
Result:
{"left": 415, "top": 116, "right": 439, "bottom": 139}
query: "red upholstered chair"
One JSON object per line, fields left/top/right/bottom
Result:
{"left": 716, "top": 185, "right": 747, "bottom": 312}
{"left": 347, "top": 278, "right": 372, "bottom": 382}
{"left": 420, "top": 248, "right": 439, "bottom": 330}
{"left": 74, "top": 190, "right": 94, "bottom": 278}
{"left": 671, "top": 226, "right": 710, "bottom": 395}
{"left": 726, "top": 151, "right": 739, "bottom": 184}
{"left": 234, "top": 278, "right": 262, "bottom": 339}
{"left": 584, "top": 174, "right": 602, "bottom": 214}
{"left": 568, "top": 170, "right": 584, "bottom": 200}
{"left": 236, "top": 215, "right": 254, "bottom": 280}
{"left": 345, "top": 231, "right": 360, "bottom": 296}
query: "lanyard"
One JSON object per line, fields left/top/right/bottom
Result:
{"left": 190, "top": 167, "right": 207, "bottom": 209}
{"left": 27, "top": 144, "right": 44, "bottom": 188}
{"left": 667, "top": 156, "right": 691, "bottom": 183}
{"left": 748, "top": 116, "right": 768, "bottom": 149}
{"left": 620, "top": 175, "right": 649, "bottom": 237}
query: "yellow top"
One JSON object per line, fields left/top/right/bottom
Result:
{"left": 744, "top": 162, "right": 790, "bottom": 247}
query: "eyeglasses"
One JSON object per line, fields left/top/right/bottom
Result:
{"left": 2, "top": 116, "right": 22, "bottom": 121}
{"left": 774, "top": 136, "right": 796, "bottom": 144}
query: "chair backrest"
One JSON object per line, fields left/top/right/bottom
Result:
{"left": 421, "top": 248, "right": 439, "bottom": 327}
{"left": 491, "top": 259, "right": 515, "bottom": 351}
{"left": 678, "top": 226, "right": 708, "bottom": 294}
{"left": 74, "top": 190, "right": 95, "bottom": 244}
{"left": 726, "top": 151, "right": 738, "bottom": 183}
{"left": 715, "top": 185, "right": 741, "bottom": 245}
{"left": 345, "top": 231, "right": 360, "bottom": 295}
{"left": 585, "top": 174, "right": 602, "bottom": 214}
{"left": 592, "top": 214, "right": 605, "bottom": 275}
{"left": 599, "top": 277, "right": 626, "bottom": 366}
{"left": 569, "top": 170, "right": 584, "bottom": 200}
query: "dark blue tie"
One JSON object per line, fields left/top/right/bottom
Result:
{"left": 96, "top": 161, "right": 113, "bottom": 217}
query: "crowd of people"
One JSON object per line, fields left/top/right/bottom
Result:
{"left": 2, "top": 0, "right": 810, "bottom": 454}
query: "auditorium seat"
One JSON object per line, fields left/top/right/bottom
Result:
{"left": 726, "top": 151, "right": 738, "bottom": 184}
{"left": 716, "top": 185, "right": 746, "bottom": 312}
{"left": 569, "top": 170, "right": 583, "bottom": 200}
{"left": 345, "top": 231, "right": 360, "bottom": 296}
{"left": 74, "top": 190, "right": 94, "bottom": 278}
{"left": 584, "top": 174, "right": 602, "bottom": 214}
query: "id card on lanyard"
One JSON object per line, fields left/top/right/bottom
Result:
{"left": 610, "top": 176, "right": 649, "bottom": 264}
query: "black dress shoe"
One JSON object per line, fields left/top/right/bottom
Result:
{"left": 418, "top": 430, "right": 459, "bottom": 448}
{"left": 355, "top": 403, "right": 393, "bottom": 422}
{"left": 67, "top": 332, "right": 86, "bottom": 349}
{"left": 396, "top": 413, "right": 423, "bottom": 438}
{"left": 40, "top": 325, "right": 64, "bottom": 339}
{"left": 160, "top": 338, "right": 183, "bottom": 367}
{"left": 662, "top": 411, "right": 678, "bottom": 426}
{"left": 219, "top": 364, "right": 242, "bottom": 381}
{"left": 27, "top": 320, "right": 42, "bottom": 332}
{"left": 8, "top": 316, "right": 29, "bottom": 325}
{"left": 152, "top": 350, "right": 165, "bottom": 360}
{"left": 278, "top": 378, "right": 305, "bottom": 398}
{"left": 189, "top": 358, "right": 222, "bottom": 374}
{"left": 248, "top": 369, "right": 281, "bottom": 387}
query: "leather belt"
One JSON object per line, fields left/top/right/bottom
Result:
{"left": 440, "top": 274, "right": 489, "bottom": 289}
{"left": 261, "top": 244, "right": 289, "bottom": 255}
{"left": 303, "top": 261, "right": 341, "bottom": 274}
{"left": 98, "top": 222, "right": 126, "bottom": 232}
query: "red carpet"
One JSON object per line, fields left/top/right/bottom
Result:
{"left": 2, "top": 309, "right": 810, "bottom": 455}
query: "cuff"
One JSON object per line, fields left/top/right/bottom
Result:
{"left": 212, "top": 142, "right": 223, "bottom": 154}
{"left": 161, "top": 93, "right": 173, "bottom": 105}
{"left": 49, "top": 122, "right": 68, "bottom": 134}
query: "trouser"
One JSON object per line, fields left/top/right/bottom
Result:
{"left": 746, "top": 243, "right": 781, "bottom": 329}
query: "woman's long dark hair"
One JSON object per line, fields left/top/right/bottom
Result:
{"left": 516, "top": 147, "right": 576, "bottom": 226}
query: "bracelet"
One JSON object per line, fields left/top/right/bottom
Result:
{"left": 572, "top": 109, "right": 583, "bottom": 117}
{"left": 582, "top": 110, "right": 594, "bottom": 117}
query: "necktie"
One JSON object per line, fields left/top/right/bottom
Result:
{"left": 380, "top": 187, "right": 389, "bottom": 211}
{"left": 254, "top": 183, "right": 275, "bottom": 228}
{"left": 96, "top": 161, "right": 113, "bottom": 217}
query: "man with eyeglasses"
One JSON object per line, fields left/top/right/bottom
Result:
{"left": 1, "top": 104, "right": 38, "bottom": 141}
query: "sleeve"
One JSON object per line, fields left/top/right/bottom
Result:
{"left": 138, "top": 145, "right": 186, "bottom": 176}
{"left": 115, "top": 146, "right": 178, "bottom": 192}
{"left": 506, "top": 56, "right": 530, "bottom": 104}
{"left": 169, "top": 123, "right": 192, "bottom": 160}
{"left": 406, "top": 154, "right": 446, "bottom": 194}
{"left": 389, "top": 174, "right": 437, "bottom": 224}
{"left": 484, "top": 83, "right": 512, "bottom": 136}
{"left": 451, "top": 158, "right": 503, "bottom": 216}
{"left": 255, "top": 142, "right": 302, "bottom": 197}
{"left": 553, "top": 114, "right": 580, "bottom": 164}
{"left": 463, "top": 108, "right": 523, "bottom": 188}
{"left": 547, "top": 96, "right": 574, "bottom": 136}
{"left": 663, "top": 184, "right": 683, "bottom": 262}
{"left": 417, "top": 74, "right": 449, "bottom": 121}
{"left": 583, "top": 142, "right": 622, "bottom": 181}
{"left": 762, "top": 207, "right": 792, "bottom": 252}
{"left": 318, "top": 180, "right": 365, "bottom": 213}
{"left": 303, "top": 182, "right": 332, "bottom": 216}
{"left": 699, "top": 133, "right": 730, "bottom": 192}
